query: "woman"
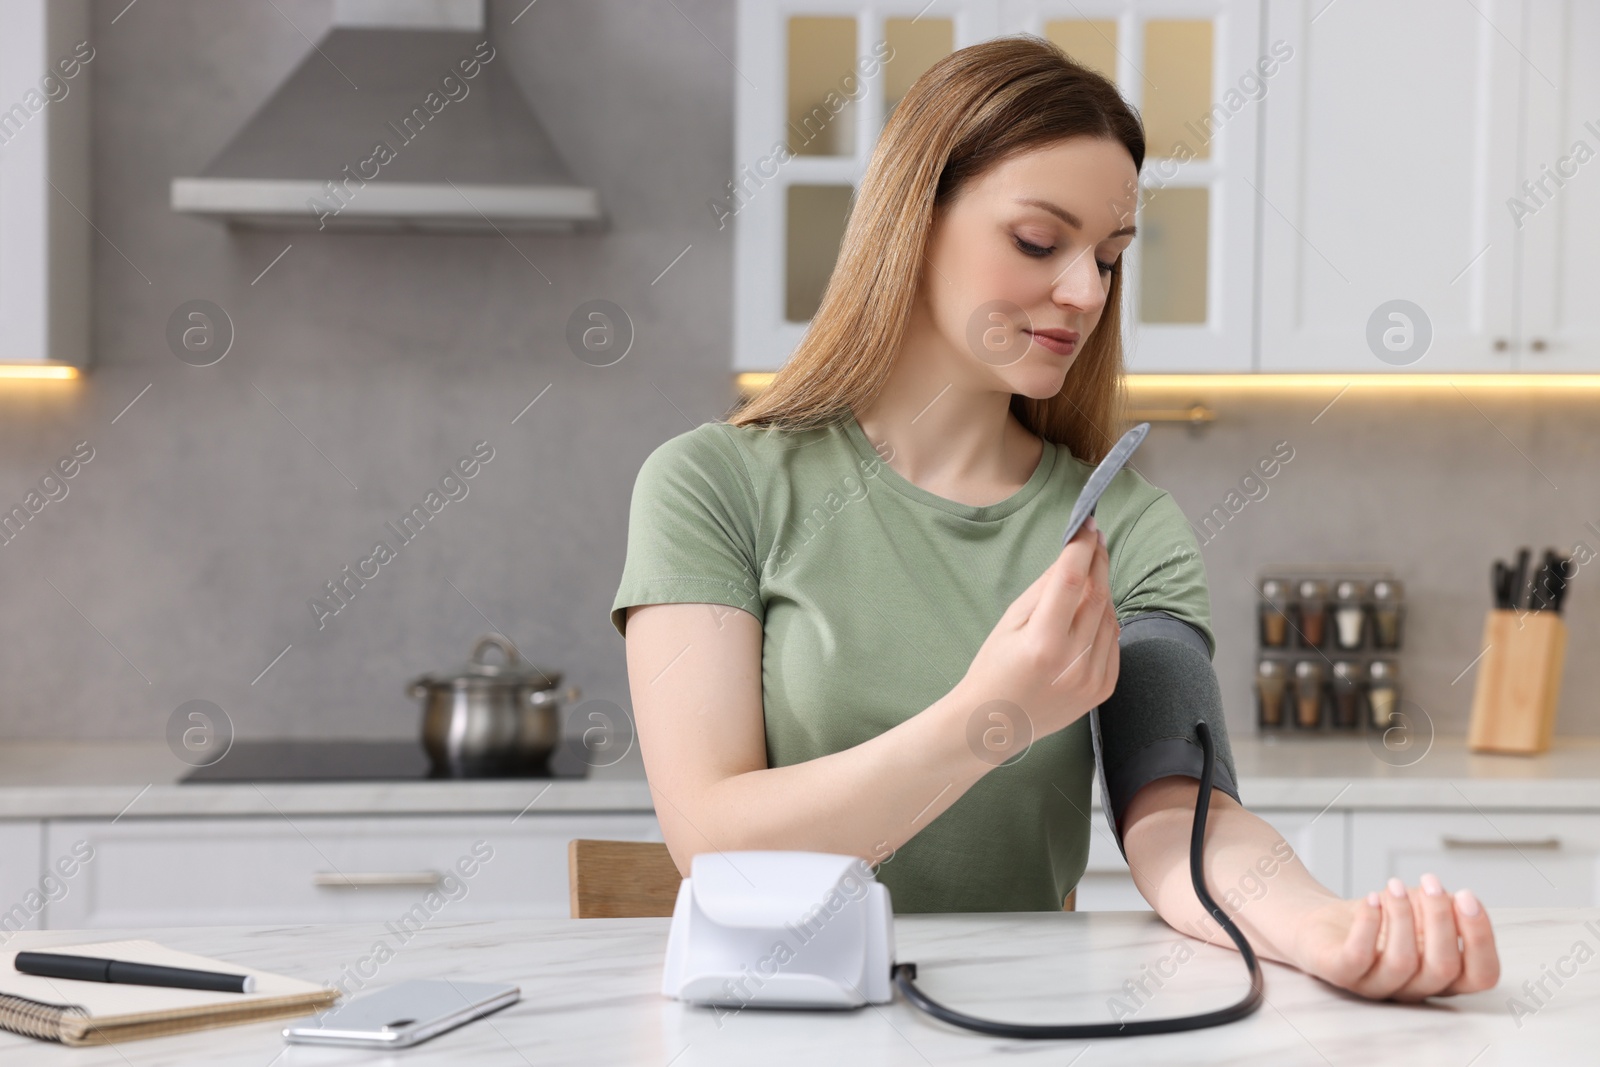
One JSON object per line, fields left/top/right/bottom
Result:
{"left": 611, "top": 35, "right": 1498, "bottom": 1002}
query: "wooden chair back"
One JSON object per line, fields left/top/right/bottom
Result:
{"left": 567, "top": 839, "right": 683, "bottom": 918}
{"left": 566, "top": 838, "right": 1077, "bottom": 916}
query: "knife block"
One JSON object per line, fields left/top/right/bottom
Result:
{"left": 1467, "top": 609, "right": 1568, "bottom": 754}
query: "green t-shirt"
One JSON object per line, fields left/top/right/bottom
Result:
{"left": 611, "top": 412, "right": 1227, "bottom": 913}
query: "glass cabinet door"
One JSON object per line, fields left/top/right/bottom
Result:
{"left": 1017, "top": 1, "right": 1257, "bottom": 372}
{"left": 735, "top": 0, "right": 1258, "bottom": 375}
{"left": 734, "top": 1, "right": 1002, "bottom": 373}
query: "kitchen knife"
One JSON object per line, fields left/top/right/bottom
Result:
{"left": 1510, "top": 547, "right": 1531, "bottom": 611}
{"left": 1528, "top": 553, "right": 1550, "bottom": 611}
{"left": 1492, "top": 560, "right": 1511, "bottom": 609}
{"left": 1537, "top": 549, "right": 1561, "bottom": 612}
{"left": 1061, "top": 422, "right": 1151, "bottom": 548}
{"left": 1550, "top": 553, "right": 1571, "bottom": 614}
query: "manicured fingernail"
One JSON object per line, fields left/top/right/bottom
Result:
{"left": 1388, "top": 876, "right": 1407, "bottom": 899}
{"left": 1366, "top": 891, "right": 1381, "bottom": 908}
{"left": 1421, "top": 872, "right": 1444, "bottom": 897}
{"left": 1097, "top": 529, "right": 1106, "bottom": 547}
{"left": 1086, "top": 515, "right": 1098, "bottom": 532}
{"left": 1456, "top": 888, "right": 1481, "bottom": 917}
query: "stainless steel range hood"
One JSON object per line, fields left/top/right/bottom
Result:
{"left": 170, "top": 0, "right": 604, "bottom": 233}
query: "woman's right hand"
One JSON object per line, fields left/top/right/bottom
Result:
{"left": 957, "top": 516, "right": 1120, "bottom": 759}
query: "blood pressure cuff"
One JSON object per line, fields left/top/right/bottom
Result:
{"left": 1088, "top": 611, "right": 1242, "bottom": 862}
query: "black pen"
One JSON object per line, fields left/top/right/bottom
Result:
{"left": 15, "top": 952, "right": 256, "bottom": 993}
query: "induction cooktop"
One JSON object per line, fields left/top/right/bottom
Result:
{"left": 178, "top": 737, "right": 593, "bottom": 783}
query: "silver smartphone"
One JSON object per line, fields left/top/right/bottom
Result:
{"left": 282, "top": 979, "right": 520, "bottom": 1048}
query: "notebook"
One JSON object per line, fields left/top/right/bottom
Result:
{"left": 0, "top": 938, "right": 339, "bottom": 1046}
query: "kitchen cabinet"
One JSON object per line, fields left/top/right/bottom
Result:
{"left": 0, "top": 821, "right": 44, "bottom": 935}
{"left": 1517, "top": 0, "right": 1600, "bottom": 371}
{"left": 1085, "top": 806, "right": 1600, "bottom": 911}
{"left": 1077, "top": 807, "right": 1345, "bottom": 911}
{"left": 1350, "top": 811, "right": 1600, "bottom": 909}
{"left": 0, "top": 0, "right": 91, "bottom": 369}
{"left": 7, "top": 804, "right": 1600, "bottom": 921}
{"left": 41, "top": 813, "right": 664, "bottom": 928}
{"left": 736, "top": 0, "right": 1600, "bottom": 377}
{"left": 1259, "top": 0, "right": 1600, "bottom": 373}
{"left": 733, "top": 0, "right": 1261, "bottom": 374}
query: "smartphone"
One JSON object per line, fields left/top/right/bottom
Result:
{"left": 282, "top": 979, "right": 520, "bottom": 1048}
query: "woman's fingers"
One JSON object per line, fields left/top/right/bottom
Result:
{"left": 1325, "top": 892, "right": 1384, "bottom": 987}
{"left": 1445, "top": 887, "right": 1501, "bottom": 994}
{"left": 1002, "top": 524, "right": 1087, "bottom": 627}
{"left": 1028, "top": 518, "right": 1103, "bottom": 641}
{"left": 1390, "top": 873, "right": 1464, "bottom": 999}
{"left": 1057, "top": 528, "right": 1112, "bottom": 664}
{"left": 1073, "top": 589, "right": 1120, "bottom": 698}
{"left": 1361, "top": 877, "right": 1420, "bottom": 997}
{"left": 1304, "top": 881, "right": 1499, "bottom": 1001}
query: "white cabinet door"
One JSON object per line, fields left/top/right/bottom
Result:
{"left": 43, "top": 814, "right": 663, "bottom": 928}
{"left": 1350, "top": 811, "right": 1600, "bottom": 908}
{"left": 1517, "top": 0, "right": 1600, "bottom": 371}
{"left": 0, "top": 822, "right": 44, "bottom": 937}
{"left": 1077, "top": 807, "right": 1346, "bottom": 911}
{"left": 0, "top": 0, "right": 91, "bottom": 370}
{"left": 1258, "top": 0, "right": 1525, "bottom": 372}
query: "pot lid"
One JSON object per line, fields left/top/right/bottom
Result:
{"left": 417, "top": 633, "right": 560, "bottom": 688}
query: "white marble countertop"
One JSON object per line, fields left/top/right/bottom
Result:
{"left": 3, "top": 734, "right": 1600, "bottom": 820}
{"left": 0, "top": 909, "right": 1588, "bottom": 1065}
{"left": 0, "top": 741, "right": 657, "bottom": 819}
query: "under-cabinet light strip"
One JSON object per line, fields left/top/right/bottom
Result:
{"left": 734, "top": 372, "right": 1600, "bottom": 398}
{"left": 0, "top": 364, "right": 80, "bottom": 380}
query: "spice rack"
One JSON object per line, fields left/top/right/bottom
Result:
{"left": 1254, "top": 566, "right": 1406, "bottom": 733}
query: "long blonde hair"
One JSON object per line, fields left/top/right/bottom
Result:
{"left": 728, "top": 34, "right": 1144, "bottom": 465}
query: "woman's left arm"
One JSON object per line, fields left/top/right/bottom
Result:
{"left": 1119, "top": 775, "right": 1501, "bottom": 1002}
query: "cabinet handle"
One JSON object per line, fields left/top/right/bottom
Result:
{"left": 1493, "top": 338, "right": 1510, "bottom": 351}
{"left": 1440, "top": 835, "right": 1560, "bottom": 850}
{"left": 1530, "top": 338, "right": 1548, "bottom": 352}
{"left": 312, "top": 871, "right": 443, "bottom": 888}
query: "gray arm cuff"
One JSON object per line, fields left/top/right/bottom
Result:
{"left": 1088, "top": 611, "right": 1243, "bottom": 861}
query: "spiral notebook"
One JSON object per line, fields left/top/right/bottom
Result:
{"left": 0, "top": 938, "right": 338, "bottom": 1046}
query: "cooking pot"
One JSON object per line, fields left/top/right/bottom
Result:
{"left": 407, "top": 633, "right": 580, "bottom": 777}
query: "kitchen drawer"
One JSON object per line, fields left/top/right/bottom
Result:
{"left": 0, "top": 822, "right": 45, "bottom": 938}
{"left": 1350, "top": 811, "right": 1600, "bottom": 908}
{"left": 1078, "top": 807, "right": 1347, "bottom": 911}
{"left": 42, "top": 813, "right": 662, "bottom": 928}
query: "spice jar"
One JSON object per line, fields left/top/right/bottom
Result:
{"left": 1256, "top": 658, "right": 1288, "bottom": 728}
{"left": 1367, "top": 659, "right": 1400, "bottom": 730}
{"left": 1371, "top": 579, "right": 1405, "bottom": 650}
{"left": 1333, "top": 579, "right": 1368, "bottom": 651}
{"left": 1259, "top": 578, "right": 1291, "bottom": 648}
{"left": 1330, "top": 660, "right": 1366, "bottom": 730}
{"left": 1293, "top": 659, "right": 1325, "bottom": 729}
{"left": 1296, "top": 580, "right": 1329, "bottom": 648}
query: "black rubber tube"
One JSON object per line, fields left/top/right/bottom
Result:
{"left": 890, "top": 720, "right": 1265, "bottom": 1038}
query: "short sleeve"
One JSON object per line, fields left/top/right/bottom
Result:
{"left": 1111, "top": 492, "right": 1216, "bottom": 659}
{"left": 610, "top": 425, "right": 764, "bottom": 638}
